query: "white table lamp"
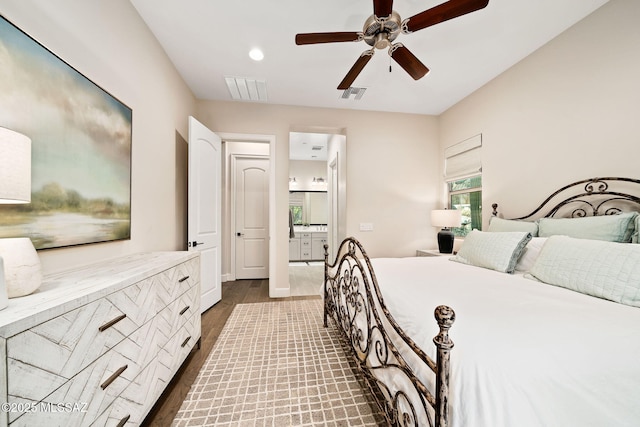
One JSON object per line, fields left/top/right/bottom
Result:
{"left": 431, "top": 209, "right": 462, "bottom": 254}
{"left": 0, "top": 127, "right": 42, "bottom": 310}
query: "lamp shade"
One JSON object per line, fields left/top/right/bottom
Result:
{"left": 430, "top": 209, "right": 462, "bottom": 228}
{"left": 0, "top": 127, "right": 31, "bottom": 204}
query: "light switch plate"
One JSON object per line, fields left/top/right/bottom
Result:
{"left": 359, "top": 222, "right": 374, "bottom": 231}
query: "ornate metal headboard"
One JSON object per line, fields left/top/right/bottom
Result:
{"left": 492, "top": 177, "right": 640, "bottom": 220}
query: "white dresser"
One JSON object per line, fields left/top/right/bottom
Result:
{"left": 0, "top": 251, "right": 200, "bottom": 427}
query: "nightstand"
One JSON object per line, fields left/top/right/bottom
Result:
{"left": 416, "top": 249, "right": 453, "bottom": 257}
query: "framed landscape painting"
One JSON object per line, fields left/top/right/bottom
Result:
{"left": 0, "top": 15, "right": 132, "bottom": 250}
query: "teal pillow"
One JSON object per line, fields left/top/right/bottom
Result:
{"left": 527, "top": 236, "right": 640, "bottom": 307}
{"left": 537, "top": 212, "right": 637, "bottom": 243}
{"left": 488, "top": 217, "right": 539, "bottom": 236}
{"left": 451, "top": 230, "right": 532, "bottom": 274}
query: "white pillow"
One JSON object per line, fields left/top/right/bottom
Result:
{"left": 514, "top": 237, "right": 548, "bottom": 273}
{"left": 451, "top": 230, "right": 532, "bottom": 274}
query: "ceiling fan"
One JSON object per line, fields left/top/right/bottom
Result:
{"left": 295, "top": 0, "right": 490, "bottom": 90}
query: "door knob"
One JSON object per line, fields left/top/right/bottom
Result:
{"left": 236, "top": 232, "right": 245, "bottom": 237}
{"left": 191, "top": 241, "right": 204, "bottom": 247}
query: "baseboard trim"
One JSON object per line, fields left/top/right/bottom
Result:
{"left": 270, "top": 287, "right": 291, "bottom": 298}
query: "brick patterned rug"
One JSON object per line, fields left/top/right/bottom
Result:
{"left": 172, "top": 300, "right": 382, "bottom": 426}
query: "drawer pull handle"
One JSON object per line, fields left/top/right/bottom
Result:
{"left": 116, "top": 415, "right": 130, "bottom": 427}
{"left": 101, "top": 365, "right": 128, "bottom": 390}
{"left": 98, "top": 314, "right": 127, "bottom": 332}
{"left": 178, "top": 275, "right": 190, "bottom": 283}
{"left": 181, "top": 336, "right": 192, "bottom": 348}
{"left": 179, "top": 306, "right": 190, "bottom": 316}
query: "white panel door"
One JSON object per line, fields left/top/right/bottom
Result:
{"left": 188, "top": 116, "right": 221, "bottom": 312}
{"left": 234, "top": 156, "right": 269, "bottom": 279}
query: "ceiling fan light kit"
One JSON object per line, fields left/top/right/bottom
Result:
{"left": 295, "top": 0, "right": 490, "bottom": 90}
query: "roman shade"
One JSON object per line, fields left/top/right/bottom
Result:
{"left": 444, "top": 134, "right": 482, "bottom": 180}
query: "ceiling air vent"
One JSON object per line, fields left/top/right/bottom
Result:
{"left": 225, "top": 77, "right": 268, "bottom": 102}
{"left": 340, "top": 87, "right": 366, "bottom": 100}
{"left": 311, "top": 146, "right": 323, "bottom": 151}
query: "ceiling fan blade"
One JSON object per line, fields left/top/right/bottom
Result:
{"left": 337, "top": 51, "right": 374, "bottom": 90}
{"left": 404, "top": 0, "right": 489, "bottom": 33}
{"left": 373, "top": 0, "right": 393, "bottom": 18}
{"left": 390, "top": 45, "right": 429, "bottom": 80}
{"left": 295, "top": 32, "right": 362, "bottom": 45}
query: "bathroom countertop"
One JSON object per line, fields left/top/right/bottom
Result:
{"left": 293, "top": 226, "right": 327, "bottom": 233}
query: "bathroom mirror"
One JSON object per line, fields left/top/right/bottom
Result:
{"left": 289, "top": 191, "right": 327, "bottom": 225}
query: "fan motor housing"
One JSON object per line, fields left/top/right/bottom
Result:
{"left": 363, "top": 11, "right": 401, "bottom": 49}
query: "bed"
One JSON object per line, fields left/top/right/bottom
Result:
{"left": 323, "top": 177, "right": 640, "bottom": 427}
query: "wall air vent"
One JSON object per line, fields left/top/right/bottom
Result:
{"left": 225, "top": 77, "right": 268, "bottom": 102}
{"left": 340, "top": 87, "right": 366, "bottom": 100}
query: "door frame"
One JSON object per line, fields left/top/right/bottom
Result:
{"left": 230, "top": 153, "right": 270, "bottom": 280}
{"left": 216, "top": 133, "right": 281, "bottom": 296}
{"left": 328, "top": 154, "right": 339, "bottom": 262}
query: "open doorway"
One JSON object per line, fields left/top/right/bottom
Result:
{"left": 288, "top": 131, "right": 345, "bottom": 296}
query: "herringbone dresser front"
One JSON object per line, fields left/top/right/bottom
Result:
{"left": 0, "top": 251, "right": 200, "bottom": 427}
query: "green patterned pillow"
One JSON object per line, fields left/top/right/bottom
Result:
{"left": 527, "top": 235, "right": 640, "bottom": 307}
{"left": 451, "top": 230, "right": 532, "bottom": 274}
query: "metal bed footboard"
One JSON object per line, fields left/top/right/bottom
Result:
{"left": 324, "top": 237, "right": 455, "bottom": 427}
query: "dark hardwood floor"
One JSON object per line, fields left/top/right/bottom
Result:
{"left": 141, "top": 279, "right": 320, "bottom": 426}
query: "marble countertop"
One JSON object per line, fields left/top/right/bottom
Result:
{"left": 293, "top": 226, "right": 327, "bottom": 232}
{"left": 0, "top": 251, "right": 199, "bottom": 338}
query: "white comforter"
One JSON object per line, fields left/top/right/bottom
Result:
{"left": 371, "top": 256, "right": 640, "bottom": 427}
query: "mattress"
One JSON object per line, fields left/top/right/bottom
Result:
{"left": 370, "top": 255, "right": 640, "bottom": 427}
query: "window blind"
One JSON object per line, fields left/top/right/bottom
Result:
{"left": 444, "top": 134, "right": 482, "bottom": 180}
{"left": 289, "top": 192, "right": 304, "bottom": 205}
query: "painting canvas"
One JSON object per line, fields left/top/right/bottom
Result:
{"left": 0, "top": 16, "right": 132, "bottom": 250}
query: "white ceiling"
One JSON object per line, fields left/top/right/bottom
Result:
{"left": 129, "top": 0, "right": 608, "bottom": 116}
{"left": 289, "top": 132, "right": 330, "bottom": 161}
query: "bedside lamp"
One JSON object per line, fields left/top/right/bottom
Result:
{"left": 0, "top": 127, "right": 42, "bottom": 310}
{"left": 431, "top": 209, "right": 462, "bottom": 254}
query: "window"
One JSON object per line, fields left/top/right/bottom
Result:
{"left": 444, "top": 135, "right": 482, "bottom": 237}
{"left": 290, "top": 205, "right": 303, "bottom": 225}
{"left": 289, "top": 192, "right": 304, "bottom": 225}
{"left": 448, "top": 176, "right": 482, "bottom": 237}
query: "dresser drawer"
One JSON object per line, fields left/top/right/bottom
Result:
{"left": 155, "top": 284, "right": 199, "bottom": 354}
{"left": 90, "top": 357, "right": 166, "bottom": 427}
{"left": 10, "top": 329, "right": 148, "bottom": 427}
{"left": 155, "top": 258, "right": 199, "bottom": 310}
{"left": 6, "top": 278, "right": 156, "bottom": 412}
{"left": 156, "top": 312, "right": 201, "bottom": 390}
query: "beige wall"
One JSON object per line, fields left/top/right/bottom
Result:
{"left": 439, "top": 0, "right": 640, "bottom": 224}
{"left": 196, "top": 101, "right": 440, "bottom": 293}
{"left": 0, "top": 0, "right": 197, "bottom": 274}
{"left": 289, "top": 160, "right": 327, "bottom": 192}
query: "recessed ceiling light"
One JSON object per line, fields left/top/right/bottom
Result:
{"left": 249, "top": 48, "right": 264, "bottom": 61}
